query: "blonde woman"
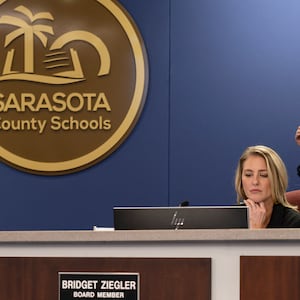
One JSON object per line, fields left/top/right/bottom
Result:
{"left": 235, "top": 145, "right": 300, "bottom": 228}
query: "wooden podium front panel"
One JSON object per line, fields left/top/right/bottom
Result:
{"left": 240, "top": 256, "right": 300, "bottom": 300}
{"left": 0, "top": 257, "right": 211, "bottom": 300}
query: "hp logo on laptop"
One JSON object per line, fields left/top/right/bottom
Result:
{"left": 171, "top": 211, "right": 185, "bottom": 230}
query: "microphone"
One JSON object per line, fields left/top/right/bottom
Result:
{"left": 179, "top": 200, "right": 189, "bottom": 207}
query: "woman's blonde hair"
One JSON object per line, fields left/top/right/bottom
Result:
{"left": 235, "top": 145, "right": 294, "bottom": 208}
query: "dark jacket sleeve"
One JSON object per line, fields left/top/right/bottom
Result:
{"left": 268, "top": 204, "right": 300, "bottom": 228}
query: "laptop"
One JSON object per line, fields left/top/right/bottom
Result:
{"left": 113, "top": 205, "right": 248, "bottom": 230}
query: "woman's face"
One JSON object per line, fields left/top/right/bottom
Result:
{"left": 241, "top": 155, "right": 273, "bottom": 204}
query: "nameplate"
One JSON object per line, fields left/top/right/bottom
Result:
{"left": 59, "top": 272, "right": 139, "bottom": 300}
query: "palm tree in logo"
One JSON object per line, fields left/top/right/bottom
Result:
{"left": 0, "top": 5, "right": 54, "bottom": 73}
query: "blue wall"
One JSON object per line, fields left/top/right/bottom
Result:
{"left": 1, "top": 0, "right": 300, "bottom": 230}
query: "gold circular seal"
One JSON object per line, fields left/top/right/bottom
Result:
{"left": 0, "top": 0, "right": 148, "bottom": 175}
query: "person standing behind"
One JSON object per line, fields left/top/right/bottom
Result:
{"left": 295, "top": 126, "right": 300, "bottom": 145}
{"left": 235, "top": 145, "right": 300, "bottom": 229}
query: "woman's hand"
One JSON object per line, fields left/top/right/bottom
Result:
{"left": 244, "top": 199, "right": 269, "bottom": 229}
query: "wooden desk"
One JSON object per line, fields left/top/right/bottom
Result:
{"left": 0, "top": 257, "right": 211, "bottom": 300}
{"left": 240, "top": 256, "right": 300, "bottom": 300}
{"left": 0, "top": 229, "right": 299, "bottom": 300}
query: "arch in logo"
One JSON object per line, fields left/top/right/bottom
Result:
{"left": 0, "top": 0, "right": 148, "bottom": 175}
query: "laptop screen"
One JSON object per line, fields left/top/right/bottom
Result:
{"left": 113, "top": 205, "right": 248, "bottom": 230}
